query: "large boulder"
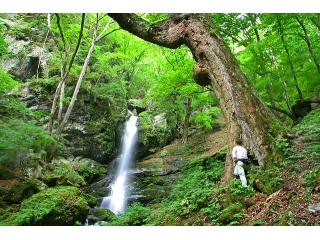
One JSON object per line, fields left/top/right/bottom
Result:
{"left": 1, "top": 186, "right": 90, "bottom": 226}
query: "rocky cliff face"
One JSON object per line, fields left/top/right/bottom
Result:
{"left": 0, "top": 19, "right": 120, "bottom": 163}
{"left": 15, "top": 81, "right": 122, "bottom": 164}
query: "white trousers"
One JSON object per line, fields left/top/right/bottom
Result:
{"left": 233, "top": 161, "right": 247, "bottom": 187}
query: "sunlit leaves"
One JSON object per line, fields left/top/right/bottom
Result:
{"left": 0, "top": 120, "right": 59, "bottom": 164}
{"left": 0, "top": 69, "right": 19, "bottom": 92}
{"left": 214, "top": 13, "right": 320, "bottom": 120}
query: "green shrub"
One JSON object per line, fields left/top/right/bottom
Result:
{"left": 42, "top": 164, "right": 86, "bottom": 187}
{"left": 0, "top": 120, "right": 59, "bottom": 164}
{"left": 304, "top": 165, "right": 320, "bottom": 189}
{"left": 218, "top": 202, "right": 246, "bottom": 225}
{"left": 104, "top": 202, "right": 152, "bottom": 226}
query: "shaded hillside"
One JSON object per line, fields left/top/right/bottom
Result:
{"left": 174, "top": 110, "right": 319, "bottom": 226}
{"left": 112, "top": 108, "right": 320, "bottom": 226}
{"left": 139, "top": 117, "right": 228, "bottom": 164}
{"left": 241, "top": 108, "right": 320, "bottom": 226}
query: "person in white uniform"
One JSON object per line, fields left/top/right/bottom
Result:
{"left": 232, "top": 139, "right": 248, "bottom": 187}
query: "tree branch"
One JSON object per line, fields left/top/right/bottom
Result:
{"left": 107, "top": 13, "right": 189, "bottom": 49}
{"left": 65, "top": 13, "right": 86, "bottom": 77}
{"left": 267, "top": 104, "right": 294, "bottom": 119}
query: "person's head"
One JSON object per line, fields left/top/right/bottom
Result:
{"left": 234, "top": 139, "right": 242, "bottom": 146}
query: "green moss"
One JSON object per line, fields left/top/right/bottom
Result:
{"left": 89, "top": 207, "right": 114, "bottom": 222}
{"left": 218, "top": 203, "right": 244, "bottom": 225}
{"left": 75, "top": 160, "right": 106, "bottom": 184}
{"left": 253, "top": 166, "right": 283, "bottom": 195}
{"left": 82, "top": 193, "right": 98, "bottom": 208}
{"left": 3, "top": 177, "right": 47, "bottom": 203}
{"left": 1, "top": 186, "right": 89, "bottom": 226}
{"left": 42, "top": 164, "right": 86, "bottom": 187}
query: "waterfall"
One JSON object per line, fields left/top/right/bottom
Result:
{"left": 100, "top": 115, "right": 139, "bottom": 214}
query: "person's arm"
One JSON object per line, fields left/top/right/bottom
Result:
{"left": 232, "top": 147, "right": 238, "bottom": 162}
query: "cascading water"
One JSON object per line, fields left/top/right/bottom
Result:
{"left": 100, "top": 114, "right": 138, "bottom": 214}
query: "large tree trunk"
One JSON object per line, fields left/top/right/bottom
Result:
{"left": 108, "top": 13, "right": 285, "bottom": 185}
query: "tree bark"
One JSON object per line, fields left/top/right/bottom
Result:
{"left": 108, "top": 13, "right": 285, "bottom": 185}
{"left": 47, "top": 16, "right": 113, "bottom": 160}
{"left": 182, "top": 97, "right": 192, "bottom": 144}
{"left": 47, "top": 13, "right": 86, "bottom": 134}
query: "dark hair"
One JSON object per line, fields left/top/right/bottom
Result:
{"left": 235, "top": 139, "right": 242, "bottom": 145}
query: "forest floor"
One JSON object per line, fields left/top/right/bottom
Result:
{"left": 156, "top": 116, "right": 320, "bottom": 226}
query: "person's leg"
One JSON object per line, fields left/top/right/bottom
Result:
{"left": 236, "top": 162, "right": 247, "bottom": 187}
{"left": 233, "top": 165, "right": 238, "bottom": 176}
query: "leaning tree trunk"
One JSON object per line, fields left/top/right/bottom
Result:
{"left": 108, "top": 13, "right": 286, "bottom": 185}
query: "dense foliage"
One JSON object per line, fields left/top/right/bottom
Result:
{"left": 0, "top": 13, "right": 319, "bottom": 227}
{"left": 212, "top": 13, "right": 320, "bottom": 122}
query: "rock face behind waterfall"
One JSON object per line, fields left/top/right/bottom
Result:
{"left": 15, "top": 82, "right": 120, "bottom": 164}
{"left": 129, "top": 156, "right": 184, "bottom": 205}
{"left": 0, "top": 14, "right": 126, "bottom": 165}
{"left": 0, "top": 13, "right": 174, "bottom": 167}
{"left": 82, "top": 153, "right": 185, "bottom": 225}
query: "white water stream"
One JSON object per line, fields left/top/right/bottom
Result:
{"left": 100, "top": 115, "right": 138, "bottom": 214}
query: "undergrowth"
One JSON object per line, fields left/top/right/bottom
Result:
{"left": 103, "top": 147, "right": 257, "bottom": 226}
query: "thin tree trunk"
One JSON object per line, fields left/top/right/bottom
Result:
{"left": 56, "top": 28, "right": 97, "bottom": 135}
{"left": 295, "top": 17, "right": 320, "bottom": 75}
{"left": 47, "top": 17, "right": 113, "bottom": 160}
{"left": 265, "top": 82, "right": 282, "bottom": 120}
{"left": 182, "top": 97, "right": 192, "bottom": 144}
{"left": 310, "top": 16, "right": 320, "bottom": 31}
{"left": 47, "top": 76, "right": 64, "bottom": 133}
{"left": 248, "top": 14, "right": 282, "bottom": 120}
{"left": 56, "top": 17, "right": 113, "bottom": 135}
{"left": 58, "top": 81, "right": 65, "bottom": 124}
{"left": 108, "top": 13, "right": 285, "bottom": 185}
{"left": 276, "top": 15, "right": 303, "bottom": 100}
{"left": 268, "top": 51, "right": 292, "bottom": 113}
{"left": 47, "top": 13, "right": 85, "bottom": 134}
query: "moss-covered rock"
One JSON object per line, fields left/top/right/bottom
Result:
{"left": 42, "top": 162, "right": 86, "bottom": 187}
{"left": 87, "top": 207, "right": 114, "bottom": 225}
{"left": 0, "top": 186, "right": 89, "bottom": 226}
{"left": 218, "top": 203, "right": 244, "bottom": 225}
{"left": 69, "top": 157, "right": 106, "bottom": 184}
{"left": 3, "top": 177, "right": 47, "bottom": 203}
{"left": 0, "top": 166, "right": 16, "bottom": 180}
{"left": 253, "top": 167, "right": 284, "bottom": 195}
{"left": 82, "top": 193, "right": 98, "bottom": 208}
